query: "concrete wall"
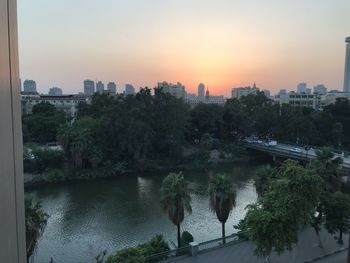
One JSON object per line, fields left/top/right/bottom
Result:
{"left": 0, "top": 0, "right": 26, "bottom": 261}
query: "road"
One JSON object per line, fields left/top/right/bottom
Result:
{"left": 244, "top": 141, "right": 350, "bottom": 172}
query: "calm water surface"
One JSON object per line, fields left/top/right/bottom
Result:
{"left": 28, "top": 160, "right": 263, "bottom": 263}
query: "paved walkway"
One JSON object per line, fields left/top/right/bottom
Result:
{"left": 172, "top": 228, "right": 348, "bottom": 263}
{"left": 313, "top": 250, "right": 347, "bottom": 262}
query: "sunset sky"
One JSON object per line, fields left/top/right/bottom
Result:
{"left": 18, "top": 0, "right": 350, "bottom": 96}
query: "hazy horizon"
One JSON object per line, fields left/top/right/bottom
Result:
{"left": 18, "top": 0, "right": 350, "bottom": 96}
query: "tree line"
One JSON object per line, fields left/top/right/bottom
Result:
{"left": 22, "top": 88, "right": 350, "bottom": 173}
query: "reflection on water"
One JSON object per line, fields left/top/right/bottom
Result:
{"left": 28, "top": 160, "right": 262, "bottom": 263}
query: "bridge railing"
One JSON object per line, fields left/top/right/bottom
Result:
{"left": 198, "top": 233, "right": 242, "bottom": 253}
{"left": 243, "top": 142, "right": 350, "bottom": 172}
{"left": 144, "top": 245, "right": 191, "bottom": 263}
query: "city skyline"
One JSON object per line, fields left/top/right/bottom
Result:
{"left": 18, "top": 0, "right": 350, "bottom": 96}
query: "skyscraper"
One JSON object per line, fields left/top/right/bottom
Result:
{"left": 313, "top": 84, "right": 327, "bottom": 95}
{"left": 96, "top": 81, "right": 105, "bottom": 94}
{"left": 198, "top": 83, "right": 205, "bottom": 100}
{"left": 124, "top": 84, "right": 135, "bottom": 95}
{"left": 84, "top": 80, "right": 95, "bottom": 95}
{"left": 344, "top": 37, "right": 350, "bottom": 92}
{"left": 297, "top": 82, "right": 307, "bottom": 93}
{"left": 107, "top": 82, "right": 117, "bottom": 94}
{"left": 48, "top": 87, "right": 63, "bottom": 95}
{"left": 23, "top": 79, "right": 37, "bottom": 93}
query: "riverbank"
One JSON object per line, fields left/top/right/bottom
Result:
{"left": 24, "top": 149, "right": 271, "bottom": 188}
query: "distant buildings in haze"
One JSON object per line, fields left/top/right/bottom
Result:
{"left": 344, "top": 37, "right": 350, "bottom": 92}
{"left": 96, "top": 81, "right": 105, "bottom": 94}
{"left": 124, "top": 84, "right": 135, "bottom": 95}
{"left": 313, "top": 84, "right": 327, "bottom": 95}
{"left": 198, "top": 83, "right": 205, "bottom": 100}
{"left": 231, "top": 83, "right": 259, "bottom": 99}
{"left": 157, "top": 81, "right": 186, "bottom": 99}
{"left": 107, "top": 82, "right": 117, "bottom": 94}
{"left": 23, "top": 80, "right": 37, "bottom": 93}
{"left": 48, "top": 87, "right": 63, "bottom": 95}
{"left": 84, "top": 80, "right": 95, "bottom": 95}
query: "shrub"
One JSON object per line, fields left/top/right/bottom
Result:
{"left": 180, "top": 231, "right": 194, "bottom": 246}
{"left": 32, "top": 147, "right": 64, "bottom": 173}
{"left": 138, "top": 235, "right": 169, "bottom": 257}
{"left": 107, "top": 235, "right": 170, "bottom": 263}
{"left": 106, "top": 247, "right": 144, "bottom": 263}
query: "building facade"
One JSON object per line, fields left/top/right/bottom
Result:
{"left": 231, "top": 85, "right": 258, "bottom": 99}
{"left": 84, "top": 80, "right": 95, "bottom": 95}
{"left": 297, "top": 82, "right": 307, "bottom": 93}
{"left": 107, "top": 82, "right": 117, "bottom": 94}
{"left": 21, "top": 94, "right": 88, "bottom": 118}
{"left": 198, "top": 83, "right": 205, "bottom": 100}
{"left": 48, "top": 87, "right": 63, "bottom": 95}
{"left": 96, "top": 81, "right": 105, "bottom": 94}
{"left": 313, "top": 84, "right": 327, "bottom": 95}
{"left": 158, "top": 81, "right": 186, "bottom": 99}
{"left": 124, "top": 84, "right": 135, "bottom": 95}
{"left": 344, "top": 37, "right": 350, "bottom": 92}
{"left": 274, "top": 91, "right": 316, "bottom": 109}
{"left": 23, "top": 79, "right": 37, "bottom": 93}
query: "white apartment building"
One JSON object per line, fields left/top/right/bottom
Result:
{"left": 21, "top": 94, "right": 88, "bottom": 118}
{"left": 231, "top": 85, "right": 258, "bottom": 99}
{"left": 274, "top": 91, "right": 316, "bottom": 109}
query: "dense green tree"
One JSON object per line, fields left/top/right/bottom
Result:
{"left": 208, "top": 174, "right": 236, "bottom": 244}
{"left": 189, "top": 103, "right": 224, "bottom": 141}
{"left": 106, "top": 235, "right": 169, "bottom": 263}
{"left": 106, "top": 248, "right": 144, "bottom": 263}
{"left": 25, "top": 196, "right": 48, "bottom": 262}
{"left": 57, "top": 124, "right": 93, "bottom": 168}
{"left": 239, "top": 160, "right": 322, "bottom": 257}
{"left": 323, "top": 191, "right": 350, "bottom": 244}
{"left": 254, "top": 165, "right": 276, "bottom": 197}
{"left": 309, "top": 148, "right": 343, "bottom": 192}
{"left": 160, "top": 172, "right": 192, "bottom": 248}
{"left": 22, "top": 102, "right": 66, "bottom": 143}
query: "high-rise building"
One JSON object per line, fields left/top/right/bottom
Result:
{"left": 48, "top": 87, "right": 63, "bottom": 95}
{"left": 124, "top": 84, "right": 135, "bottom": 95}
{"left": 297, "top": 82, "right": 307, "bottom": 93}
{"left": 232, "top": 85, "right": 259, "bottom": 99}
{"left": 198, "top": 83, "right": 205, "bottom": 100}
{"left": 107, "top": 82, "right": 117, "bottom": 94}
{"left": 96, "top": 81, "right": 105, "bottom": 94}
{"left": 344, "top": 37, "right": 350, "bottom": 92}
{"left": 157, "top": 81, "right": 186, "bottom": 99}
{"left": 313, "top": 84, "right": 327, "bottom": 95}
{"left": 23, "top": 79, "right": 37, "bottom": 93}
{"left": 84, "top": 80, "right": 95, "bottom": 95}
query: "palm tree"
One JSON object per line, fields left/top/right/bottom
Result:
{"left": 25, "top": 196, "right": 48, "bottom": 262}
{"left": 209, "top": 174, "right": 236, "bottom": 244}
{"left": 160, "top": 172, "right": 192, "bottom": 248}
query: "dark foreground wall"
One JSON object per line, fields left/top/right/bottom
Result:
{"left": 0, "top": 0, "right": 26, "bottom": 261}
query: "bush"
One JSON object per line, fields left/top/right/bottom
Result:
{"left": 107, "top": 235, "right": 170, "bottom": 263}
{"left": 138, "top": 235, "right": 169, "bottom": 257}
{"left": 181, "top": 231, "right": 194, "bottom": 246}
{"left": 106, "top": 248, "right": 144, "bottom": 263}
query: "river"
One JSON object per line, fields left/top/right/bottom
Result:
{"left": 27, "top": 160, "right": 264, "bottom": 263}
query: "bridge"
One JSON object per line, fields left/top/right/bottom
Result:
{"left": 242, "top": 141, "right": 350, "bottom": 174}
